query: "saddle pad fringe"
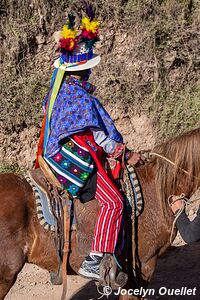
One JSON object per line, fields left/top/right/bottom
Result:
{"left": 125, "top": 165, "right": 143, "bottom": 217}
{"left": 25, "top": 174, "right": 56, "bottom": 231}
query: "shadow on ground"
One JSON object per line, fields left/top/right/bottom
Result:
{"left": 70, "top": 280, "right": 118, "bottom": 300}
{"left": 148, "top": 243, "right": 200, "bottom": 300}
{"left": 70, "top": 243, "right": 200, "bottom": 300}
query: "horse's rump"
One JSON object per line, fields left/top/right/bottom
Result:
{"left": 0, "top": 173, "right": 32, "bottom": 234}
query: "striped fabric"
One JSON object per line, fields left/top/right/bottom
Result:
{"left": 44, "top": 137, "right": 94, "bottom": 197}
{"left": 92, "top": 171, "right": 124, "bottom": 253}
{"left": 71, "top": 132, "right": 125, "bottom": 253}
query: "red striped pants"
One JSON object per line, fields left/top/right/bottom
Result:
{"left": 92, "top": 171, "right": 124, "bottom": 253}
{"left": 72, "top": 131, "right": 124, "bottom": 253}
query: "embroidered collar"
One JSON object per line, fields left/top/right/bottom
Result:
{"left": 65, "top": 76, "right": 96, "bottom": 94}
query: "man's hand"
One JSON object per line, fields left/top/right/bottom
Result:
{"left": 127, "top": 152, "right": 143, "bottom": 166}
{"left": 170, "top": 197, "right": 183, "bottom": 214}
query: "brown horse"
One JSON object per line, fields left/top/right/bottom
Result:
{"left": 1, "top": 127, "right": 200, "bottom": 300}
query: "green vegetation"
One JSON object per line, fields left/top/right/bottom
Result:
{"left": 0, "top": 0, "right": 200, "bottom": 171}
{"left": 0, "top": 162, "right": 23, "bottom": 174}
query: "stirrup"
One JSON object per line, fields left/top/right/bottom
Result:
{"left": 38, "top": 155, "right": 62, "bottom": 189}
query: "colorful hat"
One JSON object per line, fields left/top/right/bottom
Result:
{"left": 54, "top": 5, "right": 100, "bottom": 72}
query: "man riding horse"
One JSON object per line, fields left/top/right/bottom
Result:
{"left": 35, "top": 9, "right": 142, "bottom": 281}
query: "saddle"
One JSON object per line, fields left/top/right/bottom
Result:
{"left": 28, "top": 156, "right": 142, "bottom": 294}
{"left": 37, "top": 155, "right": 62, "bottom": 189}
{"left": 29, "top": 156, "right": 70, "bottom": 300}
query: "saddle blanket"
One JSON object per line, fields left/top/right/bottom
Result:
{"left": 25, "top": 173, "right": 56, "bottom": 231}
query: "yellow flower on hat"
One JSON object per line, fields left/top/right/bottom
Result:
{"left": 61, "top": 25, "right": 78, "bottom": 39}
{"left": 81, "top": 17, "right": 100, "bottom": 33}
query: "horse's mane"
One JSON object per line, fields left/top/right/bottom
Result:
{"left": 152, "top": 127, "right": 200, "bottom": 209}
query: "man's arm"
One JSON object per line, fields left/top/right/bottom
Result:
{"left": 92, "top": 129, "right": 117, "bottom": 154}
{"left": 92, "top": 129, "right": 142, "bottom": 165}
{"left": 176, "top": 207, "right": 200, "bottom": 244}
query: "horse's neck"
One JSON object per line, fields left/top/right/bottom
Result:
{"left": 135, "top": 163, "right": 156, "bottom": 190}
{"left": 135, "top": 163, "right": 158, "bottom": 205}
{"left": 135, "top": 164, "right": 175, "bottom": 254}
{"left": 135, "top": 163, "right": 174, "bottom": 222}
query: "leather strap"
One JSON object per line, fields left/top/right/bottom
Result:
{"left": 61, "top": 197, "right": 71, "bottom": 300}
{"left": 38, "top": 155, "right": 62, "bottom": 189}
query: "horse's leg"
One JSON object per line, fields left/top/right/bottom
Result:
{"left": 118, "top": 255, "right": 158, "bottom": 300}
{"left": 0, "top": 246, "right": 26, "bottom": 300}
{"left": 140, "top": 255, "right": 157, "bottom": 285}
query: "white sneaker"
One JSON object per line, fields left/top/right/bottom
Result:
{"left": 78, "top": 254, "right": 102, "bottom": 280}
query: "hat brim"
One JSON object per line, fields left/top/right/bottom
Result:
{"left": 54, "top": 54, "right": 101, "bottom": 71}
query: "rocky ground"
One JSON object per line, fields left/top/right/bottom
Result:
{"left": 1, "top": 0, "right": 200, "bottom": 172}
{"left": 0, "top": 113, "right": 156, "bottom": 172}
{"left": 1, "top": 1, "right": 200, "bottom": 298}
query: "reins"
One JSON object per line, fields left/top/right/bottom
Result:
{"left": 149, "top": 152, "right": 199, "bottom": 180}
{"left": 168, "top": 193, "right": 188, "bottom": 244}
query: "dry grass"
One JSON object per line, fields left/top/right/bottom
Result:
{"left": 1, "top": 0, "right": 200, "bottom": 170}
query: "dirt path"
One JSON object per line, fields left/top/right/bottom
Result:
{"left": 5, "top": 242, "right": 200, "bottom": 300}
{"left": 5, "top": 264, "right": 90, "bottom": 300}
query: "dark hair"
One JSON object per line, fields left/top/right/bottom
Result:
{"left": 65, "top": 69, "right": 91, "bottom": 80}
